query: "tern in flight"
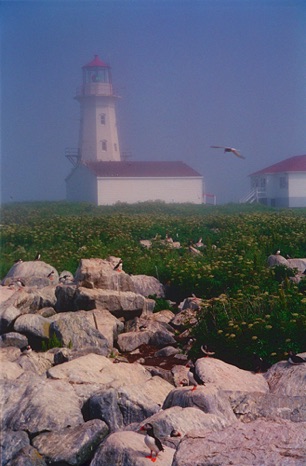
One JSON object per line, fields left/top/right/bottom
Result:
{"left": 210, "top": 145, "right": 245, "bottom": 159}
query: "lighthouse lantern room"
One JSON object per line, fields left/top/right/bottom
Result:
{"left": 75, "top": 55, "right": 121, "bottom": 163}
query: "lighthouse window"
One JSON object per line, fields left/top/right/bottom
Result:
{"left": 101, "top": 140, "right": 107, "bottom": 151}
{"left": 100, "top": 114, "right": 106, "bottom": 125}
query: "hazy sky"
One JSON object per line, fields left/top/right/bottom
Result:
{"left": 1, "top": 0, "right": 306, "bottom": 204}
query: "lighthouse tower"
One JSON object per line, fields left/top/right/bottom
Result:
{"left": 75, "top": 55, "right": 121, "bottom": 162}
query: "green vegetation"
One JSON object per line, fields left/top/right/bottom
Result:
{"left": 1, "top": 201, "right": 306, "bottom": 368}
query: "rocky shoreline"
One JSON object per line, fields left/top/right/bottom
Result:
{"left": 1, "top": 257, "right": 306, "bottom": 465}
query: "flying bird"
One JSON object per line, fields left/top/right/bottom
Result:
{"left": 140, "top": 423, "right": 164, "bottom": 462}
{"left": 210, "top": 145, "right": 245, "bottom": 159}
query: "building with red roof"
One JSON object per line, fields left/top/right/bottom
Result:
{"left": 66, "top": 56, "right": 204, "bottom": 205}
{"left": 241, "top": 155, "right": 306, "bottom": 207}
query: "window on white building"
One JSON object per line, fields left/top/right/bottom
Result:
{"left": 100, "top": 114, "right": 106, "bottom": 125}
{"left": 101, "top": 140, "right": 107, "bottom": 151}
{"left": 114, "top": 143, "right": 117, "bottom": 151}
{"left": 280, "top": 176, "right": 288, "bottom": 189}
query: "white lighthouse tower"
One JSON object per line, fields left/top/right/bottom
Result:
{"left": 75, "top": 55, "right": 121, "bottom": 162}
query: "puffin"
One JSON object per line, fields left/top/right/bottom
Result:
{"left": 20, "top": 345, "right": 32, "bottom": 355}
{"left": 140, "top": 423, "right": 164, "bottom": 462}
{"left": 201, "top": 344, "right": 215, "bottom": 357}
{"left": 170, "top": 429, "right": 181, "bottom": 438}
{"left": 113, "top": 259, "right": 123, "bottom": 272}
{"left": 252, "top": 353, "right": 265, "bottom": 373}
{"left": 288, "top": 350, "right": 306, "bottom": 365}
{"left": 34, "top": 253, "right": 41, "bottom": 261}
{"left": 210, "top": 145, "right": 245, "bottom": 159}
{"left": 186, "top": 361, "right": 205, "bottom": 391}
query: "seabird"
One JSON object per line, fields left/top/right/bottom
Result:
{"left": 14, "top": 259, "right": 23, "bottom": 264}
{"left": 34, "top": 253, "right": 41, "bottom": 261}
{"left": 20, "top": 345, "right": 32, "bottom": 355}
{"left": 210, "top": 145, "right": 245, "bottom": 159}
{"left": 252, "top": 353, "right": 265, "bottom": 373}
{"left": 113, "top": 259, "right": 123, "bottom": 272}
{"left": 186, "top": 361, "right": 205, "bottom": 391}
{"left": 140, "top": 423, "right": 164, "bottom": 462}
{"left": 201, "top": 344, "right": 215, "bottom": 357}
{"left": 170, "top": 429, "right": 181, "bottom": 438}
{"left": 195, "top": 237, "right": 204, "bottom": 248}
{"left": 288, "top": 350, "right": 306, "bottom": 365}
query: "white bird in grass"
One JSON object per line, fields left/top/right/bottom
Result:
{"left": 210, "top": 145, "right": 245, "bottom": 159}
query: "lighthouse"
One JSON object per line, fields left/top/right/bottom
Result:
{"left": 66, "top": 55, "right": 204, "bottom": 205}
{"left": 75, "top": 55, "right": 121, "bottom": 162}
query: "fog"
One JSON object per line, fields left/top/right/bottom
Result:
{"left": 1, "top": 0, "right": 306, "bottom": 205}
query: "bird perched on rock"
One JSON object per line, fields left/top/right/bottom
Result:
{"left": 170, "top": 429, "right": 181, "bottom": 438}
{"left": 140, "top": 423, "right": 164, "bottom": 462}
{"left": 288, "top": 350, "right": 306, "bottom": 365}
{"left": 20, "top": 345, "right": 32, "bottom": 355}
{"left": 113, "top": 259, "right": 123, "bottom": 272}
{"left": 34, "top": 253, "right": 41, "bottom": 261}
{"left": 201, "top": 344, "right": 215, "bottom": 357}
{"left": 186, "top": 361, "right": 205, "bottom": 391}
{"left": 252, "top": 353, "right": 266, "bottom": 373}
{"left": 210, "top": 145, "right": 245, "bottom": 159}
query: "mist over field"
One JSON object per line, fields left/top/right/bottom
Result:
{"left": 1, "top": 1, "right": 306, "bottom": 204}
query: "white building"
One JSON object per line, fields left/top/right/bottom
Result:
{"left": 66, "top": 160, "right": 203, "bottom": 205}
{"left": 241, "top": 155, "right": 306, "bottom": 207}
{"left": 65, "top": 55, "right": 204, "bottom": 205}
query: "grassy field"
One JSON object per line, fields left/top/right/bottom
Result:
{"left": 1, "top": 201, "right": 306, "bottom": 368}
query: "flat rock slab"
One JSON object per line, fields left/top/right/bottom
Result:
{"left": 172, "top": 419, "right": 306, "bottom": 466}
{"left": 47, "top": 353, "right": 152, "bottom": 387}
{"left": 91, "top": 430, "right": 175, "bottom": 466}
{"left": 196, "top": 357, "right": 269, "bottom": 393}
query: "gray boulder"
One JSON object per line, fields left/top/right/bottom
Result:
{"left": 13, "top": 314, "right": 51, "bottom": 340}
{"left": 55, "top": 285, "right": 148, "bottom": 316}
{"left": 74, "top": 258, "right": 135, "bottom": 291}
{"left": 196, "top": 357, "right": 269, "bottom": 393}
{"left": 5, "top": 445, "right": 47, "bottom": 466}
{"left": 0, "top": 374, "right": 83, "bottom": 434}
{"left": 90, "top": 430, "right": 175, "bottom": 466}
{"left": 0, "top": 332, "right": 28, "bottom": 349}
{"left": 0, "top": 429, "right": 30, "bottom": 466}
{"left": 130, "top": 274, "right": 165, "bottom": 298}
{"left": 88, "top": 376, "right": 172, "bottom": 432}
{"left": 267, "top": 254, "right": 290, "bottom": 267}
{"left": 229, "top": 392, "right": 306, "bottom": 422}
{"left": 0, "top": 305, "right": 21, "bottom": 333}
{"left": 172, "top": 419, "right": 306, "bottom": 466}
{"left": 49, "top": 312, "right": 110, "bottom": 354}
{"left": 264, "top": 358, "right": 306, "bottom": 396}
{"left": 32, "top": 419, "right": 108, "bottom": 466}
{"left": 47, "top": 354, "right": 152, "bottom": 388}
{"left": 163, "top": 386, "right": 237, "bottom": 425}
{"left": 139, "top": 405, "right": 231, "bottom": 438}
{"left": 2, "top": 261, "right": 59, "bottom": 287}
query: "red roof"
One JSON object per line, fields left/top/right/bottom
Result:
{"left": 82, "top": 55, "right": 109, "bottom": 68}
{"left": 250, "top": 155, "right": 306, "bottom": 176}
{"left": 84, "top": 161, "right": 202, "bottom": 178}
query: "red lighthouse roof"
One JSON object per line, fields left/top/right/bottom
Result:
{"left": 82, "top": 55, "right": 109, "bottom": 68}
